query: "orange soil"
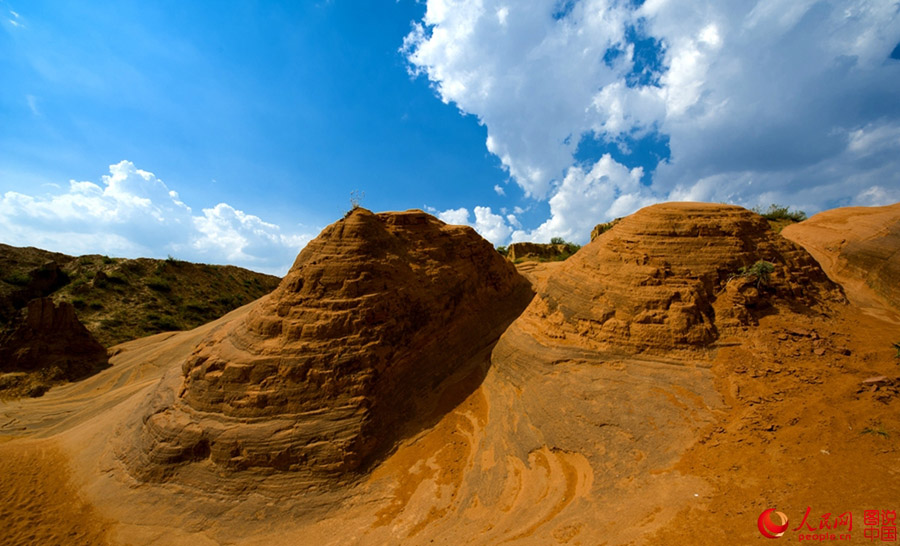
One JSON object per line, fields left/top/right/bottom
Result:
{"left": 648, "top": 306, "right": 900, "bottom": 544}
{"left": 0, "top": 439, "right": 110, "bottom": 546}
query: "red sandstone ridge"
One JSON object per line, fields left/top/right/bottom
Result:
{"left": 0, "top": 298, "right": 108, "bottom": 396}
{"left": 121, "top": 208, "right": 532, "bottom": 484}
{"left": 508, "top": 202, "right": 844, "bottom": 360}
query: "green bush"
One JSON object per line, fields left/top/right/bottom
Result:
{"left": 2, "top": 272, "right": 31, "bottom": 286}
{"left": 861, "top": 424, "right": 890, "bottom": 438}
{"left": 738, "top": 260, "right": 776, "bottom": 288}
{"left": 753, "top": 204, "right": 807, "bottom": 222}
{"left": 185, "top": 301, "right": 211, "bottom": 313}
{"left": 551, "top": 239, "right": 582, "bottom": 260}
{"left": 99, "top": 317, "right": 123, "bottom": 328}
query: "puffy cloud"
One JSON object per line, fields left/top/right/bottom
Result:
{"left": 192, "top": 204, "right": 311, "bottom": 271}
{"left": 436, "top": 207, "right": 470, "bottom": 226}
{"left": 405, "top": 0, "right": 900, "bottom": 239}
{"left": 403, "top": 0, "right": 633, "bottom": 198}
{"left": 0, "top": 161, "right": 312, "bottom": 275}
{"left": 434, "top": 204, "right": 511, "bottom": 245}
{"left": 512, "top": 154, "right": 654, "bottom": 243}
{"left": 472, "top": 205, "right": 512, "bottom": 244}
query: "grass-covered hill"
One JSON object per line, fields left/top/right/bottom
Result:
{"left": 0, "top": 244, "right": 280, "bottom": 347}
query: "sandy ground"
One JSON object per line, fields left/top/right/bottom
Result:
{"left": 0, "top": 439, "right": 109, "bottom": 546}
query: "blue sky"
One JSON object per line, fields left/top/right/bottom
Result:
{"left": 1, "top": 1, "right": 899, "bottom": 274}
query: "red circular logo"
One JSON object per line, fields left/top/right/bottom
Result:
{"left": 758, "top": 508, "right": 790, "bottom": 539}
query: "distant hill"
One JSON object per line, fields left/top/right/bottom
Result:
{"left": 0, "top": 244, "right": 280, "bottom": 348}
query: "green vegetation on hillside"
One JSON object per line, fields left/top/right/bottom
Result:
{"left": 0, "top": 245, "right": 280, "bottom": 347}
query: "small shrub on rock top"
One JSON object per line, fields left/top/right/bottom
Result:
{"left": 753, "top": 203, "right": 807, "bottom": 222}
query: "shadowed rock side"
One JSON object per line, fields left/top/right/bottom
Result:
{"left": 119, "top": 208, "right": 533, "bottom": 485}
{"left": 782, "top": 202, "right": 900, "bottom": 313}
{"left": 0, "top": 298, "right": 109, "bottom": 396}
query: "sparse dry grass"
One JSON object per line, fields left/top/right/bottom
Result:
{"left": 0, "top": 244, "right": 280, "bottom": 347}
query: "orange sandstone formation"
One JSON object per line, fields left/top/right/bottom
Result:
{"left": 508, "top": 202, "right": 843, "bottom": 360}
{"left": 122, "top": 208, "right": 532, "bottom": 483}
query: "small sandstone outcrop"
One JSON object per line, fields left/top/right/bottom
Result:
{"left": 509, "top": 202, "right": 843, "bottom": 359}
{"left": 0, "top": 261, "right": 70, "bottom": 327}
{"left": 123, "top": 208, "right": 532, "bottom": 483}
{"left": 590, "top": 218, "right": 621, "bottom": 241}
{"left": 0, "top": 298, "right": 108, "bottom": 395}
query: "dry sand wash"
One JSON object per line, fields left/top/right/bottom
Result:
{"left": 0, "top": 202, "right": 898, "bottom": 545}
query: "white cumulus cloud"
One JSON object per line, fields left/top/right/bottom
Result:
{"left": 434, "top": 204, "right": 511, "bottom": 245}
{"left": 512, "top": 154, "right": 654, "bottom": 243}
{"left": 0, "top": 161, "right": 313, "bottom": 275}
{"left": 405, "top": 0, "right": 900, "bottom": 244}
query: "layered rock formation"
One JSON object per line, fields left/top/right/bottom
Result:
{"left": 508, "top": 202, "right": 843, "bottom": 360}
{"left": 0, "top": 298, "right": 108, "bottom": 395}
{"left": 123, "top": 208, "right": 532, "bottom": 483}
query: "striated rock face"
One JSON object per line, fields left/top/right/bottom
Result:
{"left": 124, "top": 208, "right": 533, "bottom": 482}
{"left": 0, "top": 298, "right": 108, "bottom": 386}
{"left": 508, "top": 202, "right": 843, "bottom": 359}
